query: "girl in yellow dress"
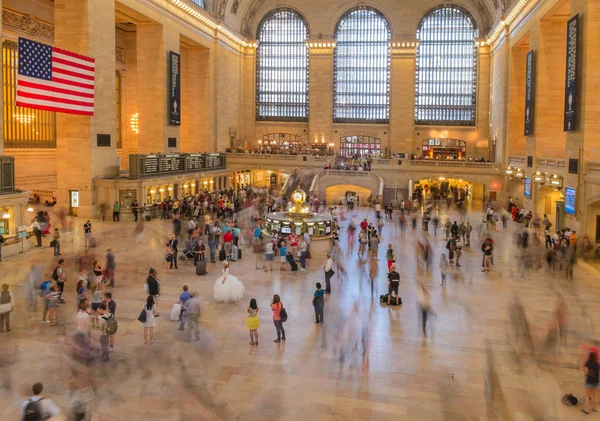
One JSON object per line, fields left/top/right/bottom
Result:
{"left": 246, "top": 298, "right": 260, "bottom": 345}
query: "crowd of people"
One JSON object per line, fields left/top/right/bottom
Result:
{"left": 3, "top": 179, "right": 600, "bottom": 420}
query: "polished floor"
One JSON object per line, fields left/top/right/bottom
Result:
{"left": 0, "top": 205, "right": 599, "bottom": 421}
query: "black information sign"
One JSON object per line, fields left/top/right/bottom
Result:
{"left": 564, "top": 15, "right": 578, "bottom": 132}
{"left": 129, "top": 153, "right": 226, "bottom": 179}
{"left": 144, "top": 156, "right": 159, "bottom": 174}
{"left": 524, "top": 50, "right": 535, "bottom": 136}
{"left": 186, "top": 154, "right": 205, "bottom": 170}
{"left": 169, "top": 51, "right": 181, "bottom": 126}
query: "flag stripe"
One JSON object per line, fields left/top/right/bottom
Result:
{"left": 52, "top": 57, "right": 95, "bottom": 72}
{"left": 52, "top": 76, "right": 95, "bottom": 90}
{"left": 52, "top": 66, "right": 95, "bottom": 82}
{"left": 52, "top": 47, "right": 95, "bottom": 63}
{"left": 16, "top": 101, "right": 94, "bottom": 115}
{"left": 17, "top": 80, "right": 94, "bottom": 99}
{"left": 53, "top": 51, "right": 96, "bottom": 69}
{"left": 16, "top": 96, "right": 94, "bottom": 112}
{"left": 17, "top": 90, "right": 94, "bottom": 107}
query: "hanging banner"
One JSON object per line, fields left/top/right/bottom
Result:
{"left": 524, "top": 50, "right": 534, "bottom": 136}
{"left": 169, "top": 51, "right": 181, "bottom": 126}
{"left": 563, "top": 15, "right": 578, "bottom": 132}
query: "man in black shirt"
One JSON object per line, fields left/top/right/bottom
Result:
{"left": 168, "top": 235, "right": 179, "bottom": 269}
{"left": 131, "top": 200, "right": 139, "bottom": 222}
{"left": 83, "top": 221, "right": 92, "bottom": 247}
{"left": 146, "top": 268, "right": 161, "bottom": 315}
{"left": 387, "top": 266, "right": 401, "bottom": 305}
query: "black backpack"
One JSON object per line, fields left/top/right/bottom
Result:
{"left": 22, "top": 398, "right": 47, "bottom": 421}
{"left": 51, "top": 268, "right": 59, "bottom": 281}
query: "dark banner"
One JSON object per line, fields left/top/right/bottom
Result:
{"left": 564, "top": 14, "right": 578, "bottom": 131}
{"left": 169, "top": 51, "right": 181, "bottom": 126}
{"left": 524, "top": 50, "right": 534, "bottom": 136}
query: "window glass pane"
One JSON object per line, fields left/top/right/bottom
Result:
{"left": 256, "top": 8, "right": 309, "bottom": 121}
{"left": 2, "top": 40, "right": 56, "bottom": 148}
{"left": 415, "top": 5, "right": 478, "bottom": 126}
{"left": 333, "top": 7, "right": 391, "bottom": 124}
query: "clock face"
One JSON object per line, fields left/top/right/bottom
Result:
{"left": 293, "top": 192, "right": 302, "bottom": 202}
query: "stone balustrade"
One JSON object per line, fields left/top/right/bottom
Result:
{"left": 508, "top": 156, "right": 526, "bottom": 167}
{"left": 537, "top": 158, "right": 566, "bottom": 173}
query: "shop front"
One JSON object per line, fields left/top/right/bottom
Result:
{"left": 0, "top": 190, "right": 32, "bottom": 257}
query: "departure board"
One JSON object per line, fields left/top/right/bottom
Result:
{"left": 129, "top": 153, "right": 226, "bottom": 179}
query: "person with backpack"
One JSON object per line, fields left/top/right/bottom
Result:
{"left": 312, "top": 283, "right": 325, "bottom": 323}
{"left": 20, "top": 382, "right": 61, "bottom": 421}
{"left": 271, "top": 294, "right": 286, "bottom": 343}
{"left": 103, "top": 292, "right": 117, "bottom": 352}
{"left": 98, "top": 303, "right": 113, "bottom": 361}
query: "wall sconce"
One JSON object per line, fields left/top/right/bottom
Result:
{"left": 27, "top": 207, "right": 34, "bottom": 212}
{"left": 514, "top": 168, "right": 524, "bottom": 178}
{"left": 191, "top": 183, "right": 196, "bottom": 187}
{"left": 258, "top": 140, "right": 262, "bottom": 145}
{"left": 550, "top": 174, "right": 563, "bottom": 186}
{"left": 167, "top": 187, "right": 173, "bottom": 191}
{"left": 533, "top": 171, "right": 544, "bottom": 182}
{"left": 150, "top": 189, "right": 156, "bottom": 194}
{"left": 183, "top": 184, "right": 189, "bottom": 188}
{"left": 159, "top": 188, "right": 165, "bottom": 192}
{"left": 505, "top": 166, "right": 514, "bottom": 175}
{"left": 130, "top": 113, "right": 139, "bottom": 133}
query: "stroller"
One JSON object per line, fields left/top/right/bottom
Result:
{"left": 180, "top": 240, "right": 197, "bottom": 262}
{"left": 286, "top": 252, "right": 298, "bottom": 272}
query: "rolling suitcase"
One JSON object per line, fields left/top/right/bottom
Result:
{"left": 230, "top": 245, "right": 238, "bottom": 261}
{"left": 89, "top": 237, "right": 97, "bottom": 248}
{"left": 286, "top": 252, "right": 298, "bottom": 272}
{"left": 196, "top": 259, "right": 207, "bottom": 275}
{"left": 219, "top": 248, "right": 226, "bottom": 261}
{"left": 238, "top": 248, "right": 242, "bottom": 259}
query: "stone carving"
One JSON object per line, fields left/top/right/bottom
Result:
{"left": 231, "top": 0, "right": 239, "bottom": 15}
{"left": 2, "top": 9, "right": 54, "bottom": 40}
{"left": 116, "top": 47, "right": 126, "bottom": 64}
{"left": 241, "top": 0, "right": 267, "bottom": 36}
{"left": 471, "top": 0, "right": 493, "bottom": 33}
{"left": 218, "top": 0, "right": 228, "bottom": 19}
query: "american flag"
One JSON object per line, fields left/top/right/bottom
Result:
{"left": 16, "top": 37, "right": 95, "bottom": 116}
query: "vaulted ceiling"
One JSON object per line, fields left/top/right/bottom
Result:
{"left": 212, "top": 0, "right": 508, "bottom": 39}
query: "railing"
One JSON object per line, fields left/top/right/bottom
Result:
{"left": 508, "top": 156, "right": 526, "bottom": 167}
{"left": 537, "top": 158, "right": 566, "bottom": 173}
{"left": 326, "top": 170, "right": 370, "bottom": 177}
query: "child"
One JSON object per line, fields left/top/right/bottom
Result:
{"left": 279, "top": 242, "right": 287, "bottom": 271}
{"left": 246, "top": 298, "right": 260, "bottom": 345}
{"left": 439, "top": 253, "right": 449, "bottom": 287}
{"left": 44, "top": 286, "right": 60, "bottom": 325}
{"left": 98, "top": 303, "right": 112, "bottom": 362}
{"left": 386, "top": 244, "right": 395, "bottom": 271}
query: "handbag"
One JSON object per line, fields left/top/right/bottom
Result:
{"left": 138, "top": 308, "right": 147, "bottom": 323}
{"left": 326, "top": 269, "right": 335, "bottom": 277}
{"left": 50, "top": 240, "right": 57, "bottom": 247}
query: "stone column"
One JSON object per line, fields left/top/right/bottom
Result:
{"left": 54, "top": 0, "right": 117, "bottom": 219}
{"left": 389, "top": 43, "right": 417, "bottom": 156}
{"left": 181, "top": 46, "right": 211, "bottom": 153}
{"left": 136, "top": 22, "right": 180, "bottom": 154}
{"left": 477, "top": 44, "right": 491, "bottom": 159}
{"left": 308, "top": 44, "right": 334, "bottom": 145}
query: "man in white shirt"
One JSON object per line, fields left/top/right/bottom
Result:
{"left": 323, "top": 253, "right": 334, "bottom": 294}
{"left": 303, "top": 232, "right": 311, "bottom": 257}
{"left": 21, "top": 383, "right": 61, "bottom": 420}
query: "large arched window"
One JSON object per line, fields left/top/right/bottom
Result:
{"left": 415, "top": 5, "right": 479, "bottom": 126}
{"left": 256, "top": 8, "right": 309, "bottom": 121}
{"left": 333, "top": 7, "right": 391, "bottom": 124}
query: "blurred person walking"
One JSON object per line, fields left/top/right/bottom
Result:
{"left": 184, "top": 291, "right": 201, "bottom": 342}
{"left": 178, "top": 285, "right": 192, "bottom": 331}
{"left": 323, "top": 253, "right": 334, "bottom": 294}
{"left": 98, "top": 303, "right": 112, "bottom": 361}
{"left": 271, "top": 294, "right": 286, "bottom": 343}
{"left": 105, "top": 248, "right": 116, "bottom": 288}
{"left": 53, "top": 258, "right": 66, "bottom": 304}
{"left": 439, "top": 254, "right": 449, "bottom": 287}
{"left": 247, "top": 298, "right": 260, "bottom": 344}
{"left": 0, "top": 283, "right": 15, "bottom": 332}
{"left": 417, "top": 283, "right": 432, "bottom": 337}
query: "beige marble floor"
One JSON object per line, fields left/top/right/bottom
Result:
{"left": 0, "top": 206, "right": 598, "bottom": 420}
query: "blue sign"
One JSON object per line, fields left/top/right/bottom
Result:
{"left": 565, "top": 187, "right": 576, "bottom": 215}
{"left": 524, "top": 177, "right": 531, "bottom": 198}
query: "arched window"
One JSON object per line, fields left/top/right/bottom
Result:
{"left": 415, "top": 5, "right": 479, "bottom": 126}
{"left": 256, "top": 8, "right": 309, "bottom": 121}
{"left": 333, "top": 7, "right": 391, "bottom": 124}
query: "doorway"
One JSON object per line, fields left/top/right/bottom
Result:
{"left": 69, "top": 190, "right": 79, "bottom": 217}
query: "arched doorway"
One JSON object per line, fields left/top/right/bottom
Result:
{"left": 536, "top": 185, "right": 564, "bottom": 227}
{"left": 326, "top": 185, "right": 372, "bottom": 206}
{"left": 422, "top": 138, "right": 466, "bottom": 159}
{"left": 506, "top": 177, "right": 524, "bottom": 206}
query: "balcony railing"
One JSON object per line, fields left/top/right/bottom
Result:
{"left": 508, "top": 156, "right": 526, "bottom": 167}
{"left": 537, "top": 158, "right": 566, "bottom": 173}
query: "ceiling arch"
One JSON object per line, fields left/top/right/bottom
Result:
{"left": 231, "top": 0, "right": 501, "bottom": 38}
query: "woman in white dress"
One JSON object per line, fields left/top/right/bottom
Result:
{"left": 213, "top": 261, "right": 245, "bottom": 303}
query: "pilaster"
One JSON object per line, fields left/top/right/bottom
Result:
{"left": 389, "top": 41, "right": 417, "bottom": 156}
{"left": 54, "top": 0, "right": 117, "bottom": 219}
{"left": 307, "top": 42, "right": 334, "bottom": 144}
